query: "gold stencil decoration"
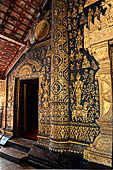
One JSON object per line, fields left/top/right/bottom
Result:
{"left": 85, "top": 0, "right": 99, "bottom": 7}
{"left": 35, "top": 20, "right": 50, "bottom": 41}
{"left": 19, "top": 65, "right": 32, "bottom": 76}
{"left": 0, "top": 81, "right": 6, "bottom": 97}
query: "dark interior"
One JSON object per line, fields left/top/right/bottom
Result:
{"left": 19, "top": 78, "right": 39, "bottom": 140}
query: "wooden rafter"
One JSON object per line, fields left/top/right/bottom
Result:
{"left": 0, "top": 0, "right": 46, "bottom": 79}
{"left": 0, "top": 0, "right": 15, "bottom": 31}
{"left": 0, "top": 34, "right": 25, "bottom": 46}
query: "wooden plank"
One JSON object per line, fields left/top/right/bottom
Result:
{"left": 0, "top": 34, "right": 25, "bottom": 46}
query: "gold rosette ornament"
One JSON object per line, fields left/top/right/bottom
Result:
{"left": 35, "top": 20, "right": 50, "bottom": 41}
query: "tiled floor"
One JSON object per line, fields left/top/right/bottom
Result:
{"left": 0, "top": 157, "right": 35, "bottom": 170}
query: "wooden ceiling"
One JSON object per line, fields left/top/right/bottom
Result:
{"left": 0, "top": 0, "right": 46, "bottom": 79}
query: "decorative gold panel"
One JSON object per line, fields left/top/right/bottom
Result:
{"left": 6, "top": 44, "right": 51, "bottom": 135}
{"left": 83, "top": 1, "right": 113, "bottom": 167}
{"left": 0, "top": 80, "right": 6, "bottom": 129}
{"left": 3, "top": 0, "right": 113, "bottom": 167}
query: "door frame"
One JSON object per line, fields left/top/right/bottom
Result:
{"left": 13, "top": 73, "right": 39, "bottom": 137}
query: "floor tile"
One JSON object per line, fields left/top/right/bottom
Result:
{"left": 0, "top": 157, "right": 35, "bottom": 170}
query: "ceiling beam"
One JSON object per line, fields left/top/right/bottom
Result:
{"left": 0, "top": 9, "right": 6, "bottom": 14}
{"left": 0, "top": 62, "right": 5, "bottom": 65}
{"left": 15, "top": 2, "right": 34, "bottom": 17}
{"left": 0, "top": 34, "right": 25, "bottom": 46}
{"left": 0, "top": 0, "right": 9, "bottom": 8}
{"left": 5, "top": 45, "right": 28, "bottom": 76}
{"left": 5, "top": 20, "right": 25, "bottom": 32}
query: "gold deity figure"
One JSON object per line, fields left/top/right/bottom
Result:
{"left": 70, "top": 50, "right": 74, "bottom": 61}
{"left": 46, "top": 46, "right": 51, "bottom": 56}
{"left": 73, "top": 73, "right": 83, "bottom": 106}
{"left": 72, "top": 73, "right": 89, "bottom": 122}
{"left": 82, "top": 55, "right": 90, "bottom": 68}
{"left": 88, "top": 8, "right": 93, "bottom": 29}
{"left": 72, "top": 7, "right": 77, "bottom": 18}
{"left": 76, "top": 30, "right": 82, "bottom": 50}
{"left": 82, "top": 102, "right": 88, "bottom": 122}
{"left": 43, "top": 80, "right": 49, "bottom": 108}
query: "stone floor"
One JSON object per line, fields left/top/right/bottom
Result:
{"left": 0, "top": 157, "right": 35, "bottom": 170}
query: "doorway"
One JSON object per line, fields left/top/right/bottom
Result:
{"left": 14, "top": 78, "right": 39, "bottom": 140}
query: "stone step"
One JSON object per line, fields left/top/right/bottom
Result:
{"left": 7, "top": 138, "right": 34, "bottom": 153}
{"left": 0, "top": 147, "right": 28, "bottom": 164}
{"left": 26, "top": 158, "right": 51, "bottom": 169}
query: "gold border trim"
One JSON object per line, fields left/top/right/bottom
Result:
{"left": 37, "top": 135, "right": 49, "bottom": 139}
{"left": 50, "top": 139, "right": 89, "bottom": 146}
{"left": 38, "top": 135, "right": 89, "bottom": 146}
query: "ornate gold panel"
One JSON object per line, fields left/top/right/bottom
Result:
{"left": 6, "top": 44, "right": 51, "bottom": 136}
{"left": 4, "top": 1, "right": 113, "bottom": 167}
{"left": 83, "top": 1, "right": 112, "bottom": 166}
{"left": 0, "top": 80, "right": 6, "bottom": 129}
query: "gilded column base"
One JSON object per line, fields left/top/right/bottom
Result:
{"left": 49, "top": 140, "right": 87, "bottom": 154}
{"left": 37, "top": 135, "right": 49, "bottom": 148}
{"left": 69, "top": 143, "right": 87, "bottom": 154}
{"left": 84, "top": 134, "right": 112, "bottom": 167}
{"left": 49, "top": 140, "right": 69, "bottom": 152}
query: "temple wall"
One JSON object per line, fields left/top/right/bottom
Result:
{"left": 0, "top": 80, "right": 6, "bottom": 129}
{"left": 83, "top": 0, "right": 113, "bottom": 166}
{"left": 48, "top": 0, "right": 69, "bottom": 151}
{"left": 65, "top": 0, "right": 100, "bottom": 154}
{"left": 0, "top": 0, "right": 112, "bottom": 167}
{"left": 6, "top": 42, "right": 51, "bottom": 137}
